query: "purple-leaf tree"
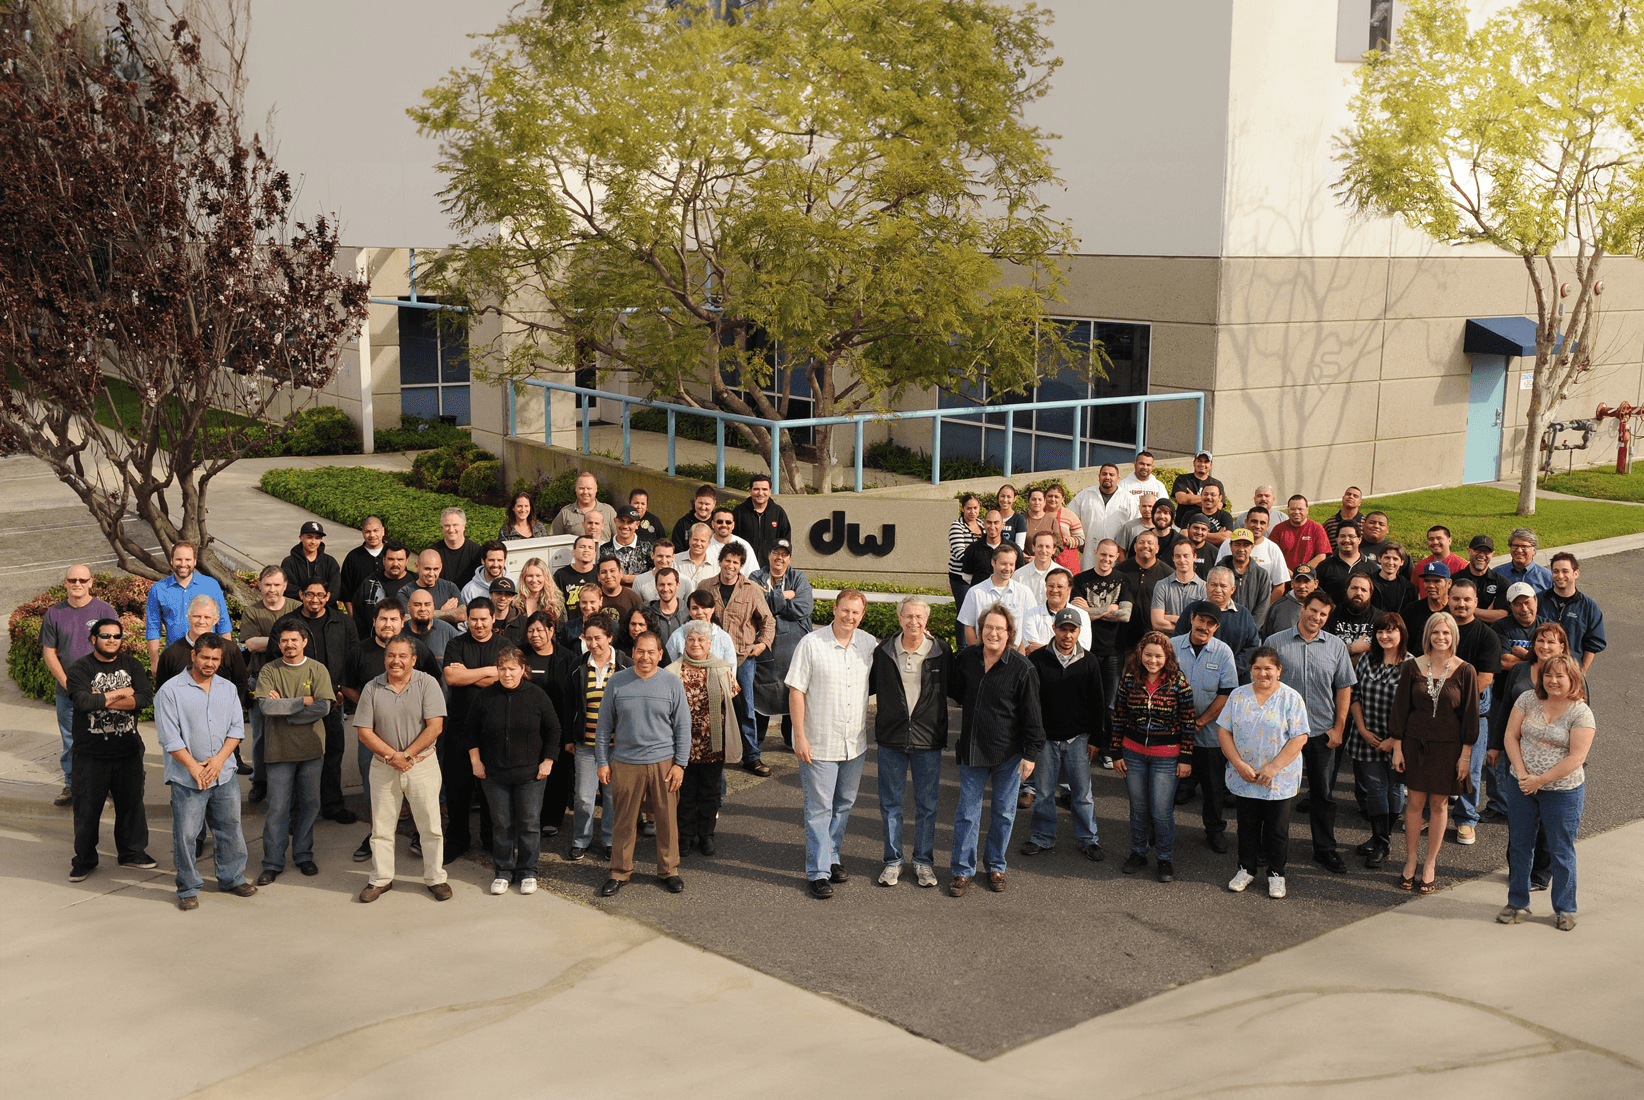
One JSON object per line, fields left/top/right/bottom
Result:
{"left": 0, "top": 1, "right": 368, "bottom": 584}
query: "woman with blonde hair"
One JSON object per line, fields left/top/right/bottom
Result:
{"left": 512, "top": 557, "right": 565, "bottom": 625}
{"left": 1387, "top": 611, "right": 1478, "bottom": 894}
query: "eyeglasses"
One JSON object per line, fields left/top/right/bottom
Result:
{"left": 96, "top": 632, "right": 123, "bottom": 640}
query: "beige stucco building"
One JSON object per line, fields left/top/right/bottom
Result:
{"left": 248, "top": 0, "right": 1644, "bottom": 506}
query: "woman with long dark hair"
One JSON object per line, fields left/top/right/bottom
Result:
{"left": 499, "top": 492, "right": 548, "bottom": 542}
{"left": 1112, "top": 630, "right": 1196, "bottom": 883}
{"left": 1346, "top": 612, "right": 1409, "bottom": 868}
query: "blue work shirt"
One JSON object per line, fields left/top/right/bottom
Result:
{"left": 145, "top": 573, "right": 231, "bottom": 646}
{"left": 1268, "top": 627, "right": 1357, "bottom": 739}
{"left": 1170, "top": 634, "right": 1238, "bottom": 747}
{"left": 1504, "top": 560, "right": 1553, "bottom": 592}
{"left": 154, "top": 670, "right": 246, "bottom": 788}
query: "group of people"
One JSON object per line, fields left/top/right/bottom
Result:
{"left": 936, "top": 450, "right": 1603, "bottom": 923}
{"left": 43, "top": 455, "right": 1603, "bottom": 928}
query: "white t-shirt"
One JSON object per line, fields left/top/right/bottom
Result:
{"left": 1216, "top": 539, "right": 1292, "bottom": 585}
{"left": 1116, "top": 473, "right": 1169, "bottom": 505}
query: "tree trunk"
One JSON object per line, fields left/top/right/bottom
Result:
{"left": 1516, "top": 359, "right": 1545, "bottom": 517}
{"left": 812, "top": 423, "right": 834, "bottom": 494}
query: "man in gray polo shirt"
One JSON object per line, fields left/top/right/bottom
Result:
{"left": 1151, "top": 540, "right": 1208, "bottom": 633}
{"left": 354, "top": 637, "right": 449, "bottom": 902}
{"left": 1268, "top": 589, "right": 1357, "bottom": 874}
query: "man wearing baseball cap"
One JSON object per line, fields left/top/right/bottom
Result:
{"left": 281, "top": 521, "right": 342, "bottom": 607}
{"left": 1459, "top": 534, "right": 1510, "bottom": 623}
{"left": 603, "top": 505, "right": 653, "bottom": 586}
{"left": 1022, "top": 608, "right": 1105, "bottom": 862}
{"left": 1400, "top": 561, "right": 1453, "bottom": 653}
{"left": 1169, "top": 602, "right": 1237, "bottom": 850}
{"left": 1262, "top": 563, "right": 1318, "bottom": 640}
{"left": 1171, "top": 451, "right": 1225, "bottom": 515}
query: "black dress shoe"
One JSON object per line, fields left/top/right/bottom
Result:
{"left": 328, "top": 809, "right": 359, "bottom": 825}
{"left": 1364, "top": 843, "right": 1390, "bottom": 869}
{"left": 698, "top": 835, "right": 716, "bottom": 857}
{"left": 1020, "top": 841, "right": 1053, "bottom": 856}
{"left": 1080, "top": 843, "right": 1105, "bottom": 862}
{"left": 1355, "top": 838, "right": 1377, "bottom": 856}
{"left": 255, "top": 869, "right": 279, "bottom": 886}
{"left": 1156, "top": 860, "right": 1175, "bottom": 883}
{"left": 1121, "top": 852, "right": 1147, "bottom": 875}
{"left": 597, "top": 878, "right": 625, "bottom": 897}
{"left": 662, "top": 876, "right": 685, "bottom": 894}
{"left": 1207, "top": 832, "right": 1229, "bottom": 854}
{"left": 1314, "top": 850, "right": 1348, "bottom": 874}
{"left": 297, "top": 861, "right": 319, "bottom": 876}
{"left": 808, "top": 878, "right": 834, "bottom": 899}
{"left": 540, "top": 825, "right": 559, "bottom": 838}
{"left": 247, "top": 782, "right": 266, "bottom": 803}
{"left": 829, "top": 863, "right": 848, "bottom": 884}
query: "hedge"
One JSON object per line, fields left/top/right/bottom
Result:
{"left": 811, "top": 597, "right": 958, "bottom": 649}
{"left": 260, "top": 467, "right": 509, "bottom": 551}
{"left": 7, "top": 571, "right": 254, "bottom": 716}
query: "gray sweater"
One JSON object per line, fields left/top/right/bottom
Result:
{"left": 593, "top": 667, "right": 692, "bottom": 769}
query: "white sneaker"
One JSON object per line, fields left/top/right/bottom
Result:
{"left": 914, "top": 863, "right": 938, "bottom": 888}
{"left": 489, "top": 877, "right": 509, "bottom": 895}
{"left": 1228, "top": 868, "right": 1255, "bottom": 893}
{"left": 877, "top": 863, "right": 901, "bottom": 887}
{"left": 1268, "top": 874, "right": 1287, "bottom": 899}
{"left": 518, "top": 877, "right": 538, "bottom": 895}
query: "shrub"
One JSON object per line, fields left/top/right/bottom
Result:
{"left": 811, "top": 597, "right": 958, "bottom": 648}
{"left": 404, "top": 442, "right": 502, "bottom": 501}
{"left": 864, "top": 439, "right": 1003, "bottom": 483}
{"left": 281, "top": 405, "right": 363, "bottom": 456}
{"left": 375, "top": 414, "right": 472, "bottom": 453}
{"left": 807, "top": 576, "right": 949, "bottom": 597}
{"left": 458, "top": 459, "right": 504, "bottom": 501}
{"left": 674, "top": 461, "right": 751, "bottom": 500}
{"left": 260, "top": 466, "right": 507, "bottom": 551}
{"left": 8, "top": 573, "right": 159, "bottom": 712}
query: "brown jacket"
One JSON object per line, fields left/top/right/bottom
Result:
{"left": 710, "top": 576, "right": 775, "bottom": 660}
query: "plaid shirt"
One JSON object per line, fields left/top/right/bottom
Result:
{"left": 1346, "top": 653, "right": 1403, "bottom": 763}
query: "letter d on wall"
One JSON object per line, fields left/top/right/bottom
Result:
{"left": 810, "top": 511, "right": 846, "bottom": 555}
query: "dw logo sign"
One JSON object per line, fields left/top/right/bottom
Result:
{"left": 808, "top": 511, "right": 895, "bottom": 558}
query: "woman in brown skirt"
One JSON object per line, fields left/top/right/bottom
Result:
{"left": 1388, "top": 611, "right": 1478, "bottom": 893}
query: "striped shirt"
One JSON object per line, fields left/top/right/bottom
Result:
{"left": 582, "top": 655, "right": 618, "bottom": 747}
{"left": 1112, "top": 671, "right": 1197, "bottom": 758}
{"left": 948, "top": 519, "right": 980, "bottom": 578}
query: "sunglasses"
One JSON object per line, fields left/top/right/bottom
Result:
{"left": 96, "top": 631, "right": 123, "bottom": 640}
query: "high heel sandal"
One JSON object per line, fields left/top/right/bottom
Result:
{"left": 1417, "top": 875, "right": 1438, "bottom": 894}
{"left": 1398, "top": 870, "right": 1416, "bottom": 890}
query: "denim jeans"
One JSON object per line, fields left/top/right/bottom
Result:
{"left": 1353, "top": 758, "right": 1394, "bottom": 817}
{"left": 877, "top": 745, "right": 942, "bottom": 867}
{"left": 1123, "top": 748, "right": 1180, "bottom": 861}
{"left": 1030, "top": 737, "right": 1097, "bottom": 847}
{"left": 736, "top": 656, "right": 760, "bottom": 763}
{"left": 54, "top": 689, "right": 74, "bottom": 785}
{"left": 571, "top": 750, "right": 614, "bottom": 850}
{"left": 481, "top": 775, "right": 546, "bottom": 880}
{"left": 1505, "top": 778, "right": 1584, "bottom": 915}
{"left": 1452, "top": 714, "right": 1490, "bottom": 827}
{"left": 171, "top": 781, "right": 248, "bottom": 897}
{"left": 800, "top": 754, "right": 865, "bottom": 880}
{"left": 951, "top": 756, "right": 1023, "bottom": 878}
{"left": 261, "top": 757, "right": 322, "bottom": 871}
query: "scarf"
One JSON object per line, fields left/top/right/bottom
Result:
{"left": 680, "top": 649, "right": 739, "bottom": 759}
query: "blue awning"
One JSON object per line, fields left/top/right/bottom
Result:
{"left": 1464, "top": 316, "right": 1562, "bottom": 358}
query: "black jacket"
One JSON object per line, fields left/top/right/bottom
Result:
{"left": 340, "top": 543, "right": 385, "bottom": 608}
{"left": 572, "top": 649, "right": 633, "bottom": 745}
{"left": 947, "top": 646, "right": 1045, "bottom": 768}
{"left": 466, "top": 680, "right": 561, "bottom": 770}
{"left": 871, "top": 634, "right": 951, "bottom": 752}
{"left": 280, "top": 542, "right": 343, "bottom": 604}
{"left": 730, "top": 498, "right": 791, "bottom": 569}
{"left": 1028, "top": 645, "right": 1105, "bottom": 744}
{"left": 273, "top": 608, "right": 355, "bottom": 696}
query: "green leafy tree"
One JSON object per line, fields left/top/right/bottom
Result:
{"left": 412, "top": 0, "right": 1083, "bottom": 493}
{"left": 1335, "top": 0, "right": 1644, "bottom": 516}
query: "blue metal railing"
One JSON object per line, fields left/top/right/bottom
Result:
{"left": 508, "top": 379, "right": 1205, "bottom": 495}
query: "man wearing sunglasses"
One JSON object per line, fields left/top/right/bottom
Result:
{"left": 39, "top": 566, "right": 116, "bottom": 807}
{"left": 66, "top": 618, "right": 156, "bottom": 882}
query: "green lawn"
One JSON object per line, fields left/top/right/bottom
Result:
{"left": 91, "top": 374, "right": 264, "bottom": 435}
{"left": 1540, "top": 463, "right": 1644, "bottom": 505}
{"left": 1309, "top": 485, "right": 1644, "bottom": 556}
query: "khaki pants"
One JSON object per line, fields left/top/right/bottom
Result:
{"left": 368, "top": 755, "right": 446, "bottom": 887}
{"left": 609, "top": 760, "right": 679, "bottom": 881}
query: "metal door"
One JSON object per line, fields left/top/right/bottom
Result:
{"left": 1464, "top": 354, "right": 1507, "bottom": 484}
